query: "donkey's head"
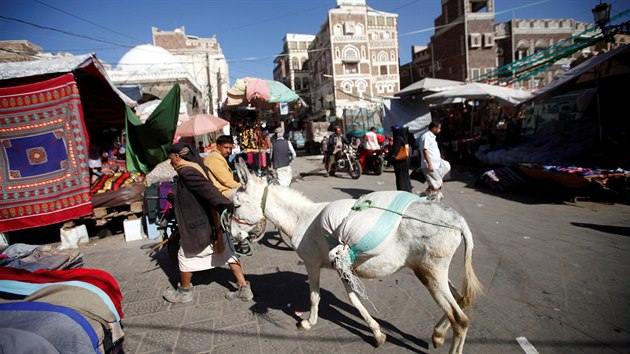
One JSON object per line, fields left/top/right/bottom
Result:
{"left": 228, "top": 159, "right": 268, "bottom": 242}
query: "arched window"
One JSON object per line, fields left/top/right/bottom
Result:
{"left": 372, "top": 53, "right": 376, "bottom": 61}
{"left": 390, "top": 51, "right": 395, "bottom": 61}
{"left": 302, "top": 77, "right": 309, "bottom": 90}
{"left": 294, "top": 78, "right": 301, "bottom": 91}
{"left": 356, "top": 24, "right": 364, "bottom": 36}
{"left": 378, "top": 51, "right": 388, "bottom": 63}
{"left": 343, "top": 46, "right": 360, "bottom": 62}
{"left": 361, "top": 46, "right": 366, "bottom": 59}
{"left": 376, "top": 84, "right": 384, "bottom": 93}
{"left": 383, "top": 32, "right": 390, "bottom": 39}
{"left": 356, "top": 80, "right": 367, "bottom": 92}
{"left": 341, "top": 80, "right": 353, "bottom": 93}
{"left": 292, "top": 57, "right": 300, "bottom": 70}
{"left": 334, "top": 24, "right": 342, "bottom": 35}
{"left": 386, "top": 84, "right": 394, "bottom": 92}
{"left": 335, "top": 47, "right": 340, "bottom": 60}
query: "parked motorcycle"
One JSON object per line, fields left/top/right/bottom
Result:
{"left": 329, "top": 144, "right": 362, "bottom": 179}
{"left": 357, "top": 147, "right": 385, "bottom": 175}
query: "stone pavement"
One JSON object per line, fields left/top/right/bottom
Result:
{"left": 75, "top": 156, "right": 630, "bottom": 353}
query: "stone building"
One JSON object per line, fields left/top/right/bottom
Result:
{"left": 400, "top": 0, "right": 592, "bottom": 90}
{"left": 273, "top": 34, "right": 315, "bottom": 107}
{"left": 152, "top": 27, "right": 229, "bottom": 115}
{"left": 0, "top": 40, "right": 73, "bottom": 63}
{"left": 308, "top": 0, "right": 400, "bottom": 130}
{"left": 107, "top": 44, "right": 203, "bottom": 116}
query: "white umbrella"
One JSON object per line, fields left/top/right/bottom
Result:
{"left": 423, "top": 82, "right": 531, "bottom": 106}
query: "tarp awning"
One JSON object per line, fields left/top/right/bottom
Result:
{"left": 382, "top": 98, "right": 432, "bottom": 139}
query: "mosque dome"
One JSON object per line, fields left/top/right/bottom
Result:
{"left": 117, "top": 44, "right": 185, "bottom": 72}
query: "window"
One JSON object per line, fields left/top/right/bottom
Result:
{"left": 483, "top": 33, "right": 494, "bottom": 48}
{"left": 343, "top": 46, "right": 360, "bottom": 63}
{"left": 341, "top": 80, "right": 353, "bottom": 92}
{"left": 380, "top": 65, "right": 388, "bottom": 75}
{"left": 356, "top": 80, "right": 367, "bottom": 92}
{"left": 334, "top": 24, "right": 342, "bottom": 36}
{"left": 344, "top": 22, "right": 355, "bottom": 35}
{"left": 344, "top": 63, "right": 358, "bottom": 74}
{"left": 377, "top": 84, "right": 384, "bottom": 93}
{"left": 471, "top": 68, "right": 480, "bottom": 80}
{"left": 378, "top": 51, "right": 388, "bottom": 62}
{"left": 303, "top": 78, "right": 309, "bottom": 90}
{"left": 390, "top": 51, "right": 395, "bottom": 61}
{"left": 386, "top": 84, "right": 394, "bottom": 92}
{"left": 469, "top": 33, "right": 481, "bottom": 48}
{"left": 356, "top": 24, "right": 364, "bottom": 36}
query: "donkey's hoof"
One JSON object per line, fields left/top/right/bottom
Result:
{"left": 374, "top": 333, "right": 387, "bottom": 347}
{"left": 299, "top": 320, "right": 312, "bottom": 330}
{"left": 432, "top": 333, "right": 445, "bottom": 348}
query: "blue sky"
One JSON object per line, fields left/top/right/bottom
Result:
{"left": 1, "top": 0, "right": 624, "bottom": 84}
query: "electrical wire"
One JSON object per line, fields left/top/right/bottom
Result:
{"left": 32, "top": 0, "right": 144, "bottom": 43}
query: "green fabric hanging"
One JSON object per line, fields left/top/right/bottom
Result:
{"left": 126, "top": 84, "right": 180, "bottom": 174}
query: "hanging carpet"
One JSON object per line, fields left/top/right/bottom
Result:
{"left": 0, "top": 73, "right": 92, "bottom": 232}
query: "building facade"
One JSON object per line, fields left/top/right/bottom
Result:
{"left": 400, "top": 0, "right": 592, "bottom": 90}
{"left": 273, "top": 34, "right": 315, "bottom": 107}
{"left": 308, "top": 0, "right": 400, "bottom": 129}
{"left": 0, "top": 40, "right": 74, "bottom": 63}
{"left": 152, "top": 27, "right": 229, "bottom": 115}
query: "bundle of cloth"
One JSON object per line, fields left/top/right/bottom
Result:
{"left": 0, "top": 253, "right": 124, "bottom": 353}
{"left": 1, "top": 243, "right": 83, "bottom": 271}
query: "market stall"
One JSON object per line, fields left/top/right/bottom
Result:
{"left": 224, "top": 77, "right": 303, "bottom": 171}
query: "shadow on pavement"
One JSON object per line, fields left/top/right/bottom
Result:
{"left": 571, "top": 222, "right": 630, "bottom": 237}
{"left": 333, "top": 187, "right": 376, "bottom": 198}
{"left": 246, "top": 270, "right": 429, "bottom": 352}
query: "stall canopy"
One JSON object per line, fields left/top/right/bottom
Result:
{"left": 424, "top": 82, "right": 531, "bottom": 106}
{"left": 382, "top": 98, "right": 432, "bottom": 139}
{"left": 0, "top": 54, "right": 135, "bottom": 136}
{"left": 518, "top": 44, "right": 630, "bottom": 105}
{"left": 395, "top": 78, "right": 464, "bottom": 97}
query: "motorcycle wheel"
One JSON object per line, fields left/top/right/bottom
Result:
{"left": 167, "top": 230, "right": 180, "bottom": 264}
{"left": 349, "top": 160, "right": 362, "bottom": 179}
{"left": 373, "top": 159, "right": 383, "bottom": 175}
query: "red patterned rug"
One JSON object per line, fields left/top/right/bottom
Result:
{"left": 0, "top": 73, "right": 93, "bottom": 232}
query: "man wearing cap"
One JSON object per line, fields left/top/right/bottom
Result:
{"left": 164, "top": 142, "right": 253, "bottom": 303}
{"left": 270, "top": 127, "right": 296, "bottom": 186}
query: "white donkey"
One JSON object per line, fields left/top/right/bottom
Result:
{"left": 229, "top": 163, "right": 483, "bottom": 354}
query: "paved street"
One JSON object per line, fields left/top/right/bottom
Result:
{"left": 77, "top": 155, "right": 630, "bottom": 353}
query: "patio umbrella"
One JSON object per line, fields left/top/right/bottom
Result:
{"left": 424, "top": 82, "right": 531, "bottom": 106}
{"left": 175, "top": 114, "right": 229, "bottom": 137}
{"left": 226, "top": 77, "right": 300, "bottom": 108}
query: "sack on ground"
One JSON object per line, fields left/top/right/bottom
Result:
{"left": 395, "top": 144, "right": 410, "bottom": 161}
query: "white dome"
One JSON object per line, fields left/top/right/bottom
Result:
{"left": 117, "top": 44, "right": 185, "bottom": 72}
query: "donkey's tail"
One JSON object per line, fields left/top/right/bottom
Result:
{"left": 459, "top": 220, "right": 484, "bottom": 309}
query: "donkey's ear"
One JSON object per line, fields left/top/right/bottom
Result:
{"left": 235, "top": 156, "right": 250, "bottom": 189}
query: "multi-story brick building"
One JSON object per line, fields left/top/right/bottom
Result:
{"left": 273, "top": 34, "right": 315, "bottom": 107}
{"left": 152, "top": 27, "right": 229, "bottom": 115}
{"left": 400, "top": 0, "right": 592, "bottom": 90}
{"left": 308, "top": 0, "right": 400, "bottom": 130}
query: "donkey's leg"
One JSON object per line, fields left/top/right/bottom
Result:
{"left": 300, "top": 262, "right": 322, "bottom": 330}
{"left": 431, "top": 280, "right": 465, "bottom": 348}
{"left": 341, "top": 281, "right": 387, "bottom": 347}
{"left": 414, "top": 268, "right": 469, "bottom": 354}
